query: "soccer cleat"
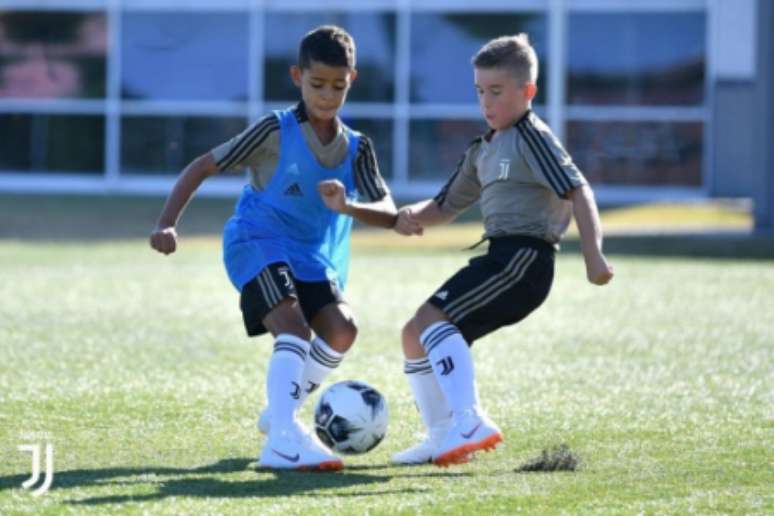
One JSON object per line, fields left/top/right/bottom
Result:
{"left": 392, "top": 436, "right": 436, "bottom": 465}
{"left": 432, "top": 409, "right": 503, "bottom": 467}
{"left": 392, "top": 435, "right": 471, "bottom": 465}
{"left": 258, "top": 409, "right": 328, "bottom": 450}
{"left": 259, "top": 422, "right": 343, "bottom": 471}
{"left": 257, "top": 407, "right": 271, "bottom": 435}
{"left": 258, "top": 410, "right": 331, "bottom": 453}
{"left": 391, "top": 420, "right": 454, "bottom": 465}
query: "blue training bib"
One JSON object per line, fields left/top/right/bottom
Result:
{"left": 223, "top": 108, "right": 359, "bottom": 291}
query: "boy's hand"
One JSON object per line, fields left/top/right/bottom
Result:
{"left": 394, "top": 206, "right": 424, "bottom": 236}
{"left": 585, "top": 252, "right": 614, "bottom": 285}
{"left": 318, "top": 179, "right": 349, "bottom": 214}
{"left": 150, "top": 226, "right": 178, "bottom": 255}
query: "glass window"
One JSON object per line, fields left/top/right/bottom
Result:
{"left": 0, "top": 11, "right": 107, "bottom": 99}
{"left": 341, "top": 117, "right": 394, "bottom": 179}
{"left": 566, "top": 121, "right": 703, "bottom": 186}
{"left": 121, "top": 12, "right": 249, "bottom": 101}
{"left": 121, "top": 115, "right": 246, "bottom": 174}
{"left": 410, "top": 13, "right": 547, "bottom": 104}
{"left": 0, "top": 114, "right": 104, "bottom": 173}
{"left": 409, "top": 119, "right": 488, "bottom": 180}
{"left": 263, "top": 12, "right": 396, "bottom": 102}
{"left": 567, "top": 13, "right": 706, "bottom": 105}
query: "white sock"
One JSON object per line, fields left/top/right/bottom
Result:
{"left": 266, "top": 334, "right": 310, "bottom": 432}
{"left": 298, "top": 336, "right": 344, "bottom": 405}
{"left": 420, "top": 321, "right": 479, "bottom": 417}
{"left": 404, "top": 357, "right": 452, "bottom": 440}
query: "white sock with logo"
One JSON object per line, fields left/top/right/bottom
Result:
{"left": 419, "top": 321, "right": 479, "bottom": 418}
{"left": 404, "top": 357, "right": 452, "bottom": 441}
{"left": 298, "top": 336, "right": 344, "bottom": 406}
{"left": 266, "top": 334, "right": 310, "bottom": 433}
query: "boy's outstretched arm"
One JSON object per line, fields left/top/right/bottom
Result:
{"left": 318, "top": 179, "right": 421, "bottom": 232}
{"left": 394, "top": 199, "right": 456, "bottom": 236}
{"left": 150, "top": 152, "right": 219, "bottom": 255}
{"left": 569, "top": 185, "right": 614, "bottom": 285}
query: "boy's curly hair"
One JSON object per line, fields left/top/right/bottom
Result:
{"left": 299, "top": 25, "right": 356, "bottom": 70}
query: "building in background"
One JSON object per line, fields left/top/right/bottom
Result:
{"left": 0, "top": 0, "right": 768, "bottom": 210}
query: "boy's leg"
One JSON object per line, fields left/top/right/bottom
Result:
{"left": 416, "top": 240, "right": 552, "bottom": 466}
{"left": 414, "top": 303, "right": 480, "bottom": 415}
{"left": 303, "top": 300, "right": 356, "bottom": 398}
{"left": 392, "top": 319, "right": 454, "bottom": 465}
{"left": 414, "top": 304, "right": 502, "bottom": 467}
{"left": 258, "top": 280, "right": 355, "bottom": 433}
{"left": 260, "top": 298, "right": 312, "bottom": 434}
{"left": 241, "top": 264, "right": 342, "bottom": 470}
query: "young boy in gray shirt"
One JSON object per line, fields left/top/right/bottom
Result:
{"left": 392, "top": 33, "right": 614, "bottom": 467}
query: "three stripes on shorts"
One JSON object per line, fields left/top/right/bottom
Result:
{"left": 255, "top": 267, "right": 285, "bottom": 307}
{"left": 444, "top": 247, "right": 538, "bottom": 321}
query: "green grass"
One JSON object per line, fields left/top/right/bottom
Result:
{"left": 1, "top": 229, "right": 772, "bottom": 515}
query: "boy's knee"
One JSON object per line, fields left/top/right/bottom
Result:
{"left": 401, "top": 319, "right": 417, "bottom": 345}
{"left": 401, "top": 318, "right": 425, "bottom": 359}
{"left": 263, "top": 298, "right": 312, "bottom": 340}
{"left": 414, "top": 303, "right": 448, "bottom": 331}
{"left": 326, "top": 318, "right": 358, "bottom": 353}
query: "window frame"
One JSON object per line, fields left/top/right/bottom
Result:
{"left": 0, "top": 0, "right": 713, "bottom": 204}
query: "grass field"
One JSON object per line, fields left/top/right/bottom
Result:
{"left": 1, "top": 205, "right": 773, "bottom": 514}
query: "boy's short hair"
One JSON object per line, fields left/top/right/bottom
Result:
{"left": 472, "top": 33, "right": 538, "bottom": 85}
{"left": 298, "top": 25, "right": 356, "bottom": 70}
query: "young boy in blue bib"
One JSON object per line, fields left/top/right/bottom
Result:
{"left": 150, "top": 25, "right": 419, "bottom": 470}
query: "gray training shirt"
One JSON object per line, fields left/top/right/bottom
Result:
{"left": 210, "top": 102, "right": 390, "bottom": 202}
{"left": 434, "top": 110, "right": 587, "bottom": 244}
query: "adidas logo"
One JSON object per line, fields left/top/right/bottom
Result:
{"left": 434, "top": 290, "right": 449, "bottom": 301}
{"left": 284, "top": 183, "right": 303, "bottom": 196}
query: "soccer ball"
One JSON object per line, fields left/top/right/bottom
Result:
{"left": 314, "top": 380, "right": 389, "bottom": 455}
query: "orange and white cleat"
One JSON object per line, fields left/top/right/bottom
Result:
{"left": 432, "top": 409, "right": 503, "bottom": 467}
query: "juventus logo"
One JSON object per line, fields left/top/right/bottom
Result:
{"left": 278, "top": 267, "right": 293, "bottom": 289}
{"left": 18, "top": 443, "right": 54, "bottom": 496}
{"left": 498, "top": 159, "right": 511, "bottom": 180}
{"left": 437, "top": 356, "right": 455, "bottom": 376}
{"left": 290, "top": 381, "right": 301, "bottom": 400}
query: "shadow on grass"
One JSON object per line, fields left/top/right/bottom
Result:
{"left": 0, "top": 457, "right": 251, "bottom": 493}
{"left": 68, "top": 473, "right": 422, "bottom": 506}
{"left": 0, "top": 457, "right": 474, "bottom": 506}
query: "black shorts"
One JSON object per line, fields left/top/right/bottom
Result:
{"left": 427, "top": 235, "right": 555, "bottom": 344}
{"left": 240, "top": 262, "right": 343, "bottom": 337}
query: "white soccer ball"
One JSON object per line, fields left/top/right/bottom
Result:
{"left": 314, "top": 380, "right": 389, "bottom": 455}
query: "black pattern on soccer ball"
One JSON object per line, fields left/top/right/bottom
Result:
{"left": 346, "top": 381, "right": 384, "bottom": 419}
{"left": 315, "top": 400, "right": 333, "bottom": 426}
{"left": 362, "top": 432, "right": 384, "bottom": 453}
{"left": 328, "top": 415, "right": 361, "bottom": 443}
{"left": 315, "top": 426, "right": 335, "bottom": 449}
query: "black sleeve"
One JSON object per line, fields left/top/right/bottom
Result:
{"left": 353, "top": 135, "right": 390, "bottom": 202}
